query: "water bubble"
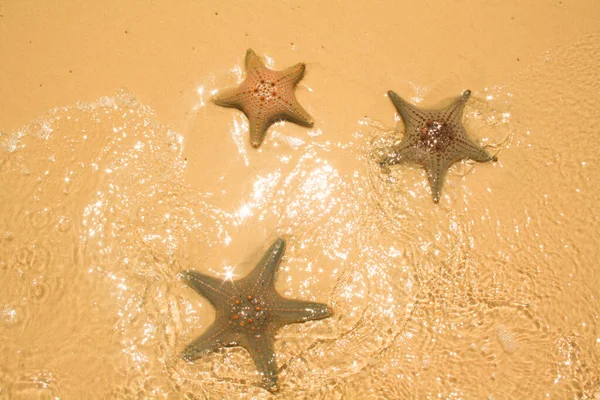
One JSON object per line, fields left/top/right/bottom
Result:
{"left": 30, "top": 208, "right": 53, "bottom": 230}
{"left": 27, "top": 280, "right": 51, "bottom": 304}
{"left": 57, "top": 216, "right": 72, "bottom": 233}
{"left": 3, "top": 231, "right": 15, "bottom": 241}
{"left": 12, "top": 243, "right": 52, "bottom": 272}
{"left": 496, "top": 324, "right": 518, "bottom": 354}
{"left": 0, "top": 304, "right": 31, "bottom": 330}
{"left": 13, "top": 247, "right": 33, "bottom": 266}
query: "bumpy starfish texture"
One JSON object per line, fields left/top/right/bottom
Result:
{"left": 180, "top": 238, "right": 331, "bottom": 392}
{"left": 378, "top": 90, "right": 497, "bottom": 203}
{"left": 214, "top": 49, "right": 314, "bottom": 148}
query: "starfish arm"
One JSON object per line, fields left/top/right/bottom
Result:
{"left": 245, "top": 49, "right": 266, "bottom": 78}
{"left": 247, "top": 110, "right": 272, "bottom": 148}
{"left": 274, "top": 96, "right": 314, "bottom": 128}
{"left": 452, "top": 137, "right": 497, "bottom": 163}
{"left": 388, "top": 90, "right": 429, "bottom": 126}
{"left": 180, "top": 270, "right": 233, "bottom": 305}
{"left": 181, "top": 320, "right": 237, "bottom": 361}
{"left": 278, "top": 62, "right": 307, "bottom": 86}
{"left": 270, "top": 298, "right": 332, "bottom": 328}
{"left": 240, "top": 333, "right": 279, "bottom": 392}
{"left": 244, "top": 238, "right": 286, "bottom": 292}
{"left": 275, "top": 62, "right": 313, "bottom": 127}
{"left": 442, "top": 89, "right": 472, "bottom": 122}
{"left": 213, "top": 87, "right": 249, "bottom": 109}
{"left": 424, "top": 158, "right": 451, "bottom": 204}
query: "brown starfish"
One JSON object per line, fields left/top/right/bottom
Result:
{"left": 378, "top": 90, "right": 497, "bottom": 203}
{"left": 214, "top": 49, "right": 314, "bottom": 148}
{"left": 180, "top": 238, "right": 332, "bottom": 392}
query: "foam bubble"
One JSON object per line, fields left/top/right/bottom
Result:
{"left": 496, "top": 324, "right": 518, "bottom": 354}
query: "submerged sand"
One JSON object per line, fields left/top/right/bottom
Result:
{"left": 1, "top": 1, "right": 600, "bottom": 398}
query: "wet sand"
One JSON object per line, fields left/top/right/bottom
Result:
{"left": 1, "top": 1, "right": 600, "bottom": 398}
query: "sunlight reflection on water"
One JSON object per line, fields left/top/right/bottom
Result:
{"left": 1, "top": 85, "right": 599, "bottom": 398}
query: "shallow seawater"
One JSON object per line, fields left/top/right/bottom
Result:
{"left": 2, "top": 29, "right": 600, "bottom": 400}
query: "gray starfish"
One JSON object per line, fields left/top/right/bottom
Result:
{"left": 378, "top": 90, "right": 497, "bottom": 203}
{"left": 180, "top": 238, "right": 332, "bottom": 392}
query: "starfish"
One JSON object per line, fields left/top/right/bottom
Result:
{"left": 213, "top": 49, "right": 314, "bottom": 148}
{"left": 377, "top": 89, "right": 497, "bottom": 203}
{"left": 180, "top": 238, "right": 332, "bottom": 392}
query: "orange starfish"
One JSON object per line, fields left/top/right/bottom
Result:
{"left": 214, "top": 49, "right": 314, "bottom": 148}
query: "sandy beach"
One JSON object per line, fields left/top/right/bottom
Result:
{"left": 1, "top": 1, "right": 600, "bottom": 398}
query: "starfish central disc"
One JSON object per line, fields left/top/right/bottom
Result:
{"left": 418, "top": 120, "right": 454, "bottom": 153}
{"left": 231, "top": 294, "right": 269, "bottom": 330}
{"left": 254, "top": 80, "right": 278, "bottom": 102}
